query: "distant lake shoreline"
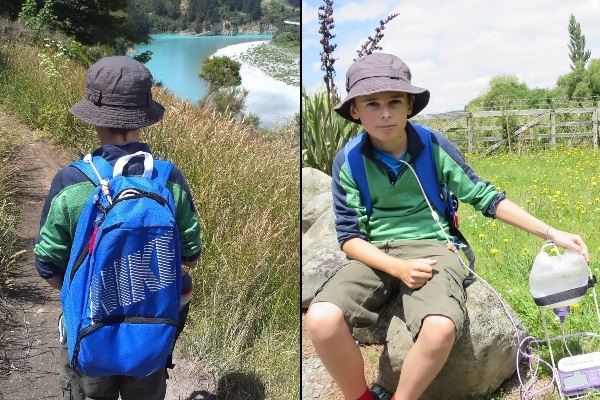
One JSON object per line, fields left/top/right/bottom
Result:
{"left": 130, "top": 34, "right": 272, "bottom": 103}
{"left": 130, "top": 34, "right": 299, "bottom": 129}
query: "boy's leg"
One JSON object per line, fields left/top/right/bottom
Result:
{"left": 306, "top": 302, "right": 368, "bottom": 399}
{"left": 395, "top": 240, "right": 467, "bottom": 400}
{"left": 306, "top": 243, "right": 398, "bottom": 400}
{"left": 60, "top": 340, "right": 118, "bottom": 400}
{"left": 395, "top": 315, "right": 456, "bottom": 399}
{"left": 117, "top": 371, "right": 167, "bottom": 400}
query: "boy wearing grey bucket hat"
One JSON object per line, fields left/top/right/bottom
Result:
{"left": 305, "top": 52, "right": 589, "bottom": 400}
{"left": 34, "top": 56, "right": 201, "bottom": 400}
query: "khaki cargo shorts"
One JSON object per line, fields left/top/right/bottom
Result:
{"left": 310, "top": 239, "right": 468, "bottom": 340}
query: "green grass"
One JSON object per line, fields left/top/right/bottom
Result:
{"left": 0, "top": 41, "right": 299, "bottom": 399}
{"left": 0, "top": 131, "right": 21, "bottom": 290}
{"left": 461, "top": 146, "right": 600, "bottom": 398}
{"left": 0, "top": 112, "right": 26, "bottom": 336}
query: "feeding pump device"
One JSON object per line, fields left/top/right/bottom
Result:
{"left": 527, "top": 242, "right": 600, "bottom": 399}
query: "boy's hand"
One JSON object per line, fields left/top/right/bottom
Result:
{"left": 546, "top": 227, "right": 589, "bottom": 263}
{"left": 392, "top": 258, "right": 437, "bottom": 289}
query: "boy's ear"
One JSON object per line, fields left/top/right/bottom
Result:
{"left": 349, "top": 101, "right": 360, "bottom": 121}
{"left": 409, "top": 94, "right": 415, "bottom": 114}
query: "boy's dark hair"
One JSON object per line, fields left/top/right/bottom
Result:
{"left": 106, "top": 127, "right": 136, "bottom": 141}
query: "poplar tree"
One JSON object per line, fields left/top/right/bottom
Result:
{"left": 568, "top": 14, "right": 591, "bottom": 71}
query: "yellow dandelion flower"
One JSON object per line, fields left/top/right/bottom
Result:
{"left": 478, "top": 233, "right": 485, "bottom": 239}
{"left": 490, "top": 248, "right": 499, "bottom": 255}
{"left": 550, "top": 247, "right": 557, "bottom": 254}
{"left": 571, "top": 304, "right": 580, "bottom": 310}
{"left": 503, "top": 238, "right": 509, "bottom": 243}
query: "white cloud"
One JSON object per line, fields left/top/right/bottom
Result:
{"left": 334, "top": 2, "right": 390, "bottom": 23}
{"left": 302, "top": 0, "right": 600, "bottom": 113}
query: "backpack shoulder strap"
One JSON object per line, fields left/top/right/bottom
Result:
{"left": 412, "top": 124, "right": 476, "bottom": 286}
{"left": 152, "top": 159, "right": 175, "bottom": 187}
{"left": 71, "top": 155, "right": 113, "bottom": 186}
{"left": 411, "top": 124, "right": 448, "bottom": 218}
{"left": 344, "top": 132, "right": 372, "bottom": 216}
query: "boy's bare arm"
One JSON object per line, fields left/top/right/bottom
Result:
{"left": 342, "top": 237, "right": 436, "bottom": 289}
{"left": 46, "top": 275, "right": 64, "bottom": 290}
{"left": 493, "top": 198, "right": 588, "bottom": 262}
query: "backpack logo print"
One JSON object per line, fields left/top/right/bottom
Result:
{"left": 90, "top": 229, "right": 177, "bottom": 322}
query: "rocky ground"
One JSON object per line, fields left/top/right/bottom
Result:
{"left": 300, "top": 310, "right": 555, "bottom": 399}
{"left": 0, "top": 108, "right": 214, "bottom": 399}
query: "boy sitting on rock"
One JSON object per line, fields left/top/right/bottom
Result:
{"left": 305, "top": 52, "right": 589, "bottom": 400}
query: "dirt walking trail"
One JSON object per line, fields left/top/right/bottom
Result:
{"left": 0, "top": 109, "right": 214, "bottom": 400}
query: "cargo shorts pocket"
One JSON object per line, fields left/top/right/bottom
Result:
{"left": 59, "top": 373, "right": 84, "bottom": 400}
{"left": 445, "top": 268, "right": 467, "bottom": 306}
{"left": 444, "top": 267, "right": 468, "bottom": 339}
{"left": 312, "top": 263, "right": 344, "bottom": 298}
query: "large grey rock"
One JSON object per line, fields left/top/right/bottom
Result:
{"left": 355, "top": 280, "right": 526, "bottom": 399}
{"left": 302, "top": 168, "right": 331, "bottom": 210}
{"left": 302, "top": 191, "right": 332, "bottom": 234}
{"left": 302, "top": 234, "right": 340, "bottom": 267}
{"left": 301, "top": 234, "right": 342, "bottom": 309}
{"left": 301, "top": 249, "right": 346, "bottom": 309}
{"left": 302, "top": 207, "right": 336, "bottom": 250}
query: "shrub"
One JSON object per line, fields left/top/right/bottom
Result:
{"left": 199, "top": 55, "right": 241, "bottom": 91}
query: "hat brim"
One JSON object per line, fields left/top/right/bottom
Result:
{"left": 334, "top": 78, "right": 430, "bottom": 123}
{"left": 69, "top": 98, "right": 165, "bottom": 129}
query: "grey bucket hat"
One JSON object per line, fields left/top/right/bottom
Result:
{"left": 334, "top": 53, "right": 430, "bottom": 123}
{"left": 69, "top": 56, "right": 165, "bottom": 129}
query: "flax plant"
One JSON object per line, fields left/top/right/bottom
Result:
{"left": 301, "top": 86, "right": 361, "bottom": 174}
{"left": 355, "top": 13, "right": 399, "bottom": 59}
{"left": 302, "top": 1, "right": 400, "bottom": 174}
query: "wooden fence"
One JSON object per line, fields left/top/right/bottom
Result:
{"left": 411, "top": 102, "right": 600, "bottom": 154}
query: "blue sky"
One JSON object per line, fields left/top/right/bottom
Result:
{"left": 302, "top": 0, "right": 600, "bottom": 113}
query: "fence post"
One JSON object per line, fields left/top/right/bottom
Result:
{"left": 594, "top": 101, "right": 599, "bottom": 150}
{"left": 467, "top": 112, "right": 473, "bottom": 153}
{"left": 550, "top": 109, "right": 556, "bottom": 146}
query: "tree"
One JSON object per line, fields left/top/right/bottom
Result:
{"left": 465, "top": 75, "right": 529, "bottom": 111}
{"left": 199, "top": 56, "right": 242, "bottom": 92}
{"left": 19, "top": 0, "right": 145, "bottom": 46}
{"left": 556, "top": 65, "right": 589, "bottom": 101}
{"left": 589, "top": 59, "right": 600, "bottom": 96}
{"left": 0, "top": 0, "right": 24, "bottom": 20}
{"left": 568, "top": 14, "right": 591, "bottom": 71}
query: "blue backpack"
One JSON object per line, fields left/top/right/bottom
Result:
{"left": 61, "top": 151, "right": 182, "bottom": 378}
{"left": 344, "top": 124, "right": 476, "bottom": 285}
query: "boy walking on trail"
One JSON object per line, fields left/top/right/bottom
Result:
{"left": 304, "top": 52, "right": 589, "bottom": 400}
{"left": 34, "top": 56, "right": 201, "bottom": 400}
